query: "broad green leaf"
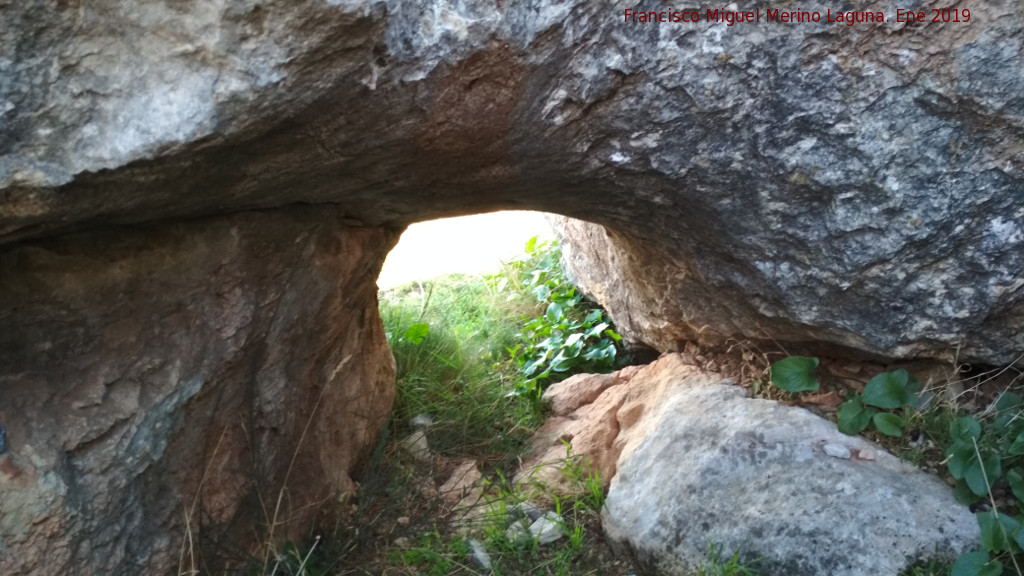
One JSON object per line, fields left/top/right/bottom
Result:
{"left": 999, "top": 514, "right": 1023, "bottom": 553}
{"left": 563, "top": 333, "right": 584, "bottom": 348}
{"left": 1011, "top": 514, "right": 1024, "bottom": 553}
{"left": 584, "top": 322, "right": 610, "bottom": 339}
{"left": 979, "top": 511, "right": 1007, "bottom": 553}
{"left": 545, "top": 302, "right": 564, "bottom": 323}
{"left": 954, "top": 479, "right": 983, "bottom": 505}
{"left": 952, "top": 550, "right": 1002, "bottom": 576}
{"left": 583, "top": 309, "right": 603, "bottom": 325}
{"left": 950, "top": 417, "right": 983, "bottom": 443}
{"left": 947, "top": 442, "right": 975, "bottom": 480}
{"left": 862, "top": 370, "right": 911, "bottom": 409}
{"left": 963, "top": 458, "right": 988, "bottom": 496}
{"left": 1009, "top": 432, "right": 1024, "bottom": 456}
{"left": 984, "top": 450, "right": 1004, "bottom": 485}
{"left": 523, "top": 351, "right": 550, "bottom": 376}
{"left": 550, "top": 354, "right": 579, "bottom": 372}
{"left": 403, "top": 323, "right": 430, "bottom": 345}
{"left": 583, "top": 345, "right": 615, "bottom": 364}
{"left": 872, "top": 412, "right": 906, "bottom": 437}
{"left": 997, "top": 392, "right": 1022, "bottom": 413}
{"left": 994, "top": 411, "right": 1017, "bottom": 430}
{"left": 534, "top": 285, "right": 551, "bottom": 302}
{"left": 770, "top": 356, "right": 820, "bottom": 393}
{"left": 1008, "top": 470, "right": 1024, "bottom": 504}
{"left": 837, "top": 396, "right": 873, "bottom": 435}
{"left": 965, "top": 450, "right": 1002, "bottom": 497}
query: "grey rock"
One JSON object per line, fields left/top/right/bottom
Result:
{"left": 821, "top": 443, "right": 852, "bottom": 459}
{"left": 529, "top": 512, "right": 565, "bottom": 545}
{"left": 506, "top": 521, "right": 531, "bottom": 546}
{"left": 0, "top": 0, "right": 1020, "bottom": 365}
{"left": 516, "top": 501, "right": 545, "bottom": 522}
{"left": 410, "top": 414, "right": 435, "bottom": 429}
{"left": 0, "top": 208, "right": 398, "bottom": 576}
{"left": 603, "top": 384, "right": 978, "bottom": 576}
{"left": 401, "top": 430, "right": 432, "bottom": 462}
{"left": 467, "top": 539, "right": 492, "bottom": 572}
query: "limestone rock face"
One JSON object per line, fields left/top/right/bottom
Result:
{"left": 527, "top": 356, "right": 978, "bottom": 575}
{"left": 2, "top": 0, "right": 1022, "bottom": 363}
{"left": 2, "top": 1, "right": 1022, "bottom": 572}
{"left": 603, "top": 382, "right": 977, "bottom": 575}
{"left": 0, "top": 207, "right": 397, "bottom": 575}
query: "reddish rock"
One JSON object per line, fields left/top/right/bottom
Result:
{"left": 518, "top": 355, "right": 716, "bottom": 496}
{"left": 0, "top": 206, "right": 397, "bottom": 575}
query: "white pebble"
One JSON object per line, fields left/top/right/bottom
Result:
{"left": 822, "top": 443, "right": 851, "bottom": 459}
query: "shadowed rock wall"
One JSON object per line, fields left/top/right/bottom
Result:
{"left": 3, "top": 0, "right": 1022, "bottom": 363}
{"left": 0, "top": 207, "right": 397, "bottom": 575}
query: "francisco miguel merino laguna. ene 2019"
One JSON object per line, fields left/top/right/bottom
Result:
{"left": 623, "top": 7, "right": 887, "bottom": 26}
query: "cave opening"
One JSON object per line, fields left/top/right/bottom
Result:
{"left": 333, "top": 209, "right": 648, "bottom": 574}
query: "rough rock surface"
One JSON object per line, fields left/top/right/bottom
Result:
{"left": 524, "top": 355, "right": 977, "bottom": 575}
{"left": 2, "top": 1, "right": 1022, "bottom": 573}
{"left": 0, "top": 207, "right": 397, "bottom": 575}
{"left": 520, "top": 355, "right": 716, "bottom": 493}
{"left": 2, "top": 0, "right": 1022, "bottom": 363}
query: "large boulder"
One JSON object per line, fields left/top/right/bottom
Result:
{"left": 2, "top": 1, "right": 1022, "bottom": 573}
{"left": 0, "top": 207, "right": 397, "bottom": 575}
{"left": 526, "top": 355, "right": 978, "bottom": 575}
{"left": 2, "top": 0, "right": 1023, "bottom": 363}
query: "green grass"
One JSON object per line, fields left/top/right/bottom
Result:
{"left": 380, "top": 273, "right": 545, "bottom": 464}
{"left": 693, "top": 544, "right": 759, "bottom": 576}
{"left": 365, "top": 241, "right": 640, "bottom": 575}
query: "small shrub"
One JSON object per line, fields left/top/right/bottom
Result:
{"left": 493, "top": 237, "right": 625, "bottom": 396}
{"left": 836, "top": 369, "right": 921, "bottom": 437}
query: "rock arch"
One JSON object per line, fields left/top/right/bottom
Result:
{"left": 1, "top": 1, "right": 1022, "bottom": 573}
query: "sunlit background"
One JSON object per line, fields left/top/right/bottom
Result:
{"left": 376, "top": 211, "right": 556, "bottom": 290}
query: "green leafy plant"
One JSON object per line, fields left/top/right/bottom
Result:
{"left": 769, "top": 357, "right": 921, "bottom": 438}
{"left": 952, "top": 550, "right": 1004, "bottom": 576}
{"left": 943, "top": 392, "right": 1024, "bottom": 576}
{"left": 402, "top": 322, "right": 430, "bottom": 346}
{"left": 769, "top": 356, "right": 821, "bottom": 393}
{"left": 493, "top": 238, "right": 625, "bottom": 396}
{"left": 837, "top": 369, "right": 921, "bottom": 437}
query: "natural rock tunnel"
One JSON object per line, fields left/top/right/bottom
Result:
{"left": 1, "top": 0, "right": 1022, "bottom": 573}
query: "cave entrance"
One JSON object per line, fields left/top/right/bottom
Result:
{"left": 375, "top": 209, "right": 565, "bottom": 462}
{"left": 355, "top": 210, "right": 641, "bottom": 574}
